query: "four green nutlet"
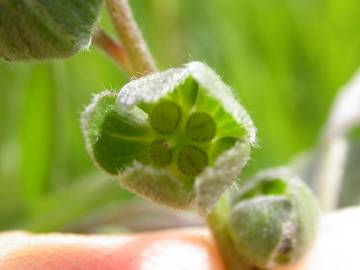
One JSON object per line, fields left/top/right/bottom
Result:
{"left": 148, "top": 140, "right": 172, "bottom": 167}
{"left": 0, "top": 0, "right": 103, "bottom": 61}
{"left": 177, "top": 145, "right": 208, "bottom": 176}
{"left": 186, "top": 112, "right": 217, "bottom": 142}
{"left": 81, "top": 62, "right": 256, "bottom": 212}
{"left": 150, "top": 101, "right": 182, "bottom": 134}
{"left": 208, "top": 168, "right": 319, "bottom": 270}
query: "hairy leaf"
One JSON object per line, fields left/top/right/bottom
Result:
{"left": 0, "top": 0, "right": 103, "bottom": 61}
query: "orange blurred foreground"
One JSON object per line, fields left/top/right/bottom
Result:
{"left": 0, "top": 207, "right": 359, "bottom": 270}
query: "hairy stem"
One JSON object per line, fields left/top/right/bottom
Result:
{"left": 93, "top": 29, "right": 134, "bottom": 75}
{"left": 207, "top": 195, "right": 249, "bottom": 270}
{"left": 105, "top": 0, "right": 157, "bottom": 76}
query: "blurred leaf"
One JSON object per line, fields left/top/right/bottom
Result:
{"left": 0, "top": 0, "right": 103, "bottom": 60}
{"left": 19, "top": 64, "right": 55, "bottom": 204}
{"left": 20, "top": 173, "right": 132, "bottom": 232}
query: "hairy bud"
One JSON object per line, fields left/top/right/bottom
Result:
{"left": 81, "top": 62, "right": 256, "bottom": 212}
{"left": 208, "top": 168, "right": 319, "bottom": 270}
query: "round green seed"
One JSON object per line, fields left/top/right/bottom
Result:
{"left": 150, "top": 101, "right": 181, "bottom": 134}
{"left": 186, "top": 112, "right": 216, "bottom": 142}
{"left": 148, "top": 140, "right": 172, "bottom": 167}
{"left": 177, "top": 145, "right": 208, "bottom": 176}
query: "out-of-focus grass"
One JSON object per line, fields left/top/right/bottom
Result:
{"left": 0, "top": 0, "right": 360, "bottom": 231}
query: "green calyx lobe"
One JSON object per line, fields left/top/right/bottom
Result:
{"left": 82, "top": 92, "right": 153, "bottom": 175}
{"left": 0, "top": 0, "right": 103, "bottom": 61}
{"left": 208, "top": 169, "right": 319, "bottom": 270}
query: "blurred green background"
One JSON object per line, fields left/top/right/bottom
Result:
{"left": 1, "top": 0, "right": 360, "bottom": 232}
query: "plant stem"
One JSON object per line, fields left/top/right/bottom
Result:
{"left": 314, "top": 137, "right": 349, "bottom": 212}
{"left": 207, "top": 195, "right": 249, "bottom": 270}
{"left": 105, "top": 0, "right": 157, "bottom": 77}
{"left": 313, "top": 70, "right": 360, "bottom": 211}
{"left": 93, "top": 29, "right": 134, "bottom": 75}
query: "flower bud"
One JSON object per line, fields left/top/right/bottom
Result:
{"left": 208, "top": 168, "right": 319, "bottom": 270}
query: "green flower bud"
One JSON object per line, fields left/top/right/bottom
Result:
{"left": 81, "top": 62, "right": 256, "bottom": 212}
{"left": 0, "top": 0, "right": 103, "bottom": 61}
{"left": 208, "top": 168, "right": 319, "bottom": 270}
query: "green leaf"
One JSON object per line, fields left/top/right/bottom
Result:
{"left": 82, "top": 62, "right": 256, "bottom": 213}
{"left": 0, "top": 0, "right": 103, "bottom": 61}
